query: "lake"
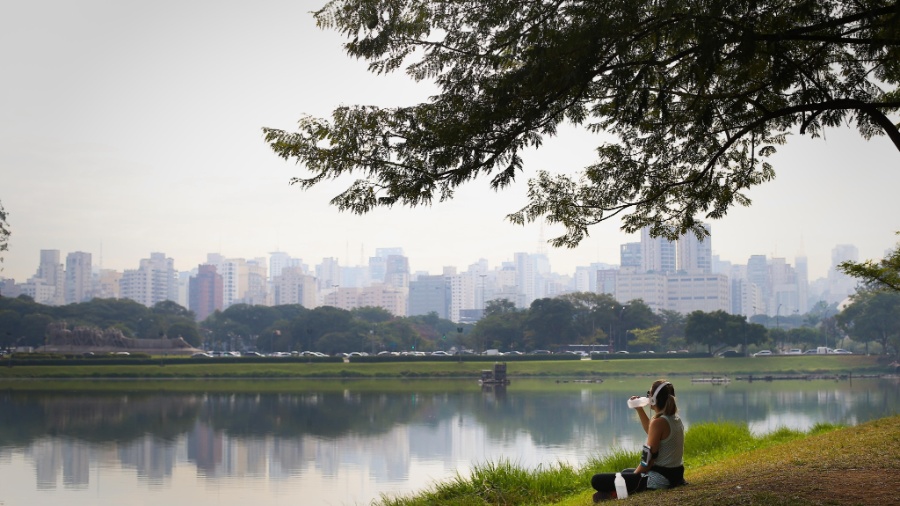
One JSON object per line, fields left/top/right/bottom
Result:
{"left": 0, "top": 377, "right": 896, "bottom": 505}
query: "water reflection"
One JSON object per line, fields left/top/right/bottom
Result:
{"left": 0, "top": 378, "right": 896, "bottom": 505}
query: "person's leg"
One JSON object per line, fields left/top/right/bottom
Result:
{"left": 622, "top": 472, "right": 647, "bottom": 495}
{"left": 590, "top": 473, "right": 616, "bottom": 502}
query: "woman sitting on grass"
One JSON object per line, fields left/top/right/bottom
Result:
{"left": 591, "top": 379, "right": 686, "bottom": 501}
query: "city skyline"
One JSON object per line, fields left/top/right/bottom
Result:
{"left": 1, "top": 232, "right": 863, "bottom": 286}
{"left": 1, "top": 226, "right": 854, "bottom": 323}
{"left": 2, "top": 1, "right": 898, "bottom": 287}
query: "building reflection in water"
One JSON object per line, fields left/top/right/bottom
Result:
{"left": 1, "top": 378, "right": 896, "bottom": 505}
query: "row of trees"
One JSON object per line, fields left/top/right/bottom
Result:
{"left": 202, "top": 303, "right": 459, "bottom": 355}
{"left": 0, "top": 296, "right": 201, "bottom": 349}
{"left": 2, "top": 289, "right": 896, "bottom": 357}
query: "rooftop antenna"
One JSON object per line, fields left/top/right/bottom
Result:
{"left": 537, "top": 220, "right": 547, "bottom": 256}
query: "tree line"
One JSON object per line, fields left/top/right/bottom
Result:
{"left": 1, "top": 290, "right": 896, "bottom": 356}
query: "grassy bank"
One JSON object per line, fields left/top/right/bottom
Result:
{"left": 0, "top": 355, "right": 889, "bottom": 379}
{"left": 375, "top": 415, "right": 898, "bottom": 506}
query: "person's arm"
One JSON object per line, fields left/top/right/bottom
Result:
{"left": 634, "top": 417, "right": 666, "bottom": 474}
{"left": 633, "top": 397, "right": 651, "bottom": 434}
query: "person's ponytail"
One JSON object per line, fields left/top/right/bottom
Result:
{"left": 661, "top": 393, "right": 678, "bottom": 417}
{"left": 650, "top": 380, "right": 678, "bottom": 417}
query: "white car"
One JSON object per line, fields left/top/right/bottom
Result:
{"left": 752, "top": 350, "right": 773, "bottom": 357}
{"left": 832, "top": 349, "right": 853, "bottom": 354}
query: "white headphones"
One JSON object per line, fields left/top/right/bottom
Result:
{"left": 649, "top": 381, "right": 671, "bottom": 406}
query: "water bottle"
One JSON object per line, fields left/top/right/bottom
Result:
{"left": 614, "top": 472, "right": 628, "bottom": 499}
{"left": 627, "top": 396, "right": 650, "bottom": 408}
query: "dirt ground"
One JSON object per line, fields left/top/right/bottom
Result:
{"left": 612, "top": 415, "right": 898, "bottom": 506}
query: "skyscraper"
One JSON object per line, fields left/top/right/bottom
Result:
{"left": 641, "top": 228, "right": 676, "bottom": 274}
{"left": 408, "top": 275, "right": 450, "bottom": 319}
{"left": 677, "top": 223, "right": 712, "bottom": 274}
{"left": 120, "top": 253, "right": 177, "bottom": 307}
{"left": 620, "top": 242, "right": 642, "bottom": 270}
{"left": 189, "top": 264, "right": 223, "bottom": 321}
{"left": 33, "top": 249, "right": 64, "bottom": 305}
{"left": 64, "top": 251, "right": 92, "bottom": 304}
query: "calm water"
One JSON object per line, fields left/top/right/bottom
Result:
{"left": 0, "top": 377, "right": 896, "bottom": 506}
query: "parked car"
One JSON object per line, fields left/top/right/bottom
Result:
{"left": 717, "top": 350, "right": 741, "bottom": 357}
{"left": 431, "top": 351, "right": 451, "bottom": 356}
{"left": 786, "top": 349, "right": 803, "bottom": 355}
{"left": 531, "top": 350, "right": 552, "bottom": 355}
{"left": 191, "top": 352, "right": 213, "bottom": 358}
{"left": 752, "top": 350, "right": 773, "bottom": 357}
{"left": 832, "top": 349, "right": 853, "bottom": 354}
{"left": 802, "top": 349, "right": 818, "bottom": 355}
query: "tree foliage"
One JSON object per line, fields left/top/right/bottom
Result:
{"left": 0, "top": 200, "right": 9, "bottom": 270}
{"left": 264, "top": 0, "right": 900, "bottom": 245}
{"left": 685, "top": 309, "right": 766, "bottom": 354}
{"left": 0, "top": 296, "right": 202, "bottom": 348}
{"left": 836, "top": 290, "right": 900, "bottom": 356}
{"left": 839, "top": 231, "right": 900, "bottom": 292}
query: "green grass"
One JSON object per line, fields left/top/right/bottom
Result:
{"left": 373, "top": 418, "right": 865, "bottom": 506}
{"left": 0, "top": 355, "right": 888, "bottom": 380}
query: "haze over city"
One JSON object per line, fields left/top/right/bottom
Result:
{"left": 2, "top": 0, "right": 898, "bottom": 286}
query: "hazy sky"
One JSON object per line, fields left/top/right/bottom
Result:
{"left": 2, "top": 0, "right": 898, "bottom": 284}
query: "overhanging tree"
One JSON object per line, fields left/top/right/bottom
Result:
{"left": 839, "top": 232, "right": 900, "bottom": 292}
{"left": 264, "top": 0, "right": 900, "bottom": 244}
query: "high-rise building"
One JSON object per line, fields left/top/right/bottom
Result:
{"left": 746, "top": 254, "right": 770, "bottom": 313}
{"left": 596, "top": 269, "right": 618, "bottom": 296}
{"left": 641, "top": 228, "right": 676, "bottom": 274}
{"left": 447, "top": 272, "right": 475, "bottom": 323}
{"left": 770, "top": 257, "right": 800, "bottom": 316}
{"left": 826, "top": 244, "right": 858, "bottom": 304}
{"left": 677, "top": 223, "right": 712, "bottom": 274}
{"left": 92, "top": 269, "right": 121, "bottom": 299}
{"left": 65, "top": 251, "right": 92, "bottom": 304}
{"left": 408, "top": 275, "right": 450, "bottom": 319}
{"left": 620, "top": 242, "right": 642, "bottom": 269}
{"left": 30, "top": 249, "right": 64, "bottom": 305}
{"left": 794, "top": 255, "right": 809, "bottom": 313}
{"left": 384, "top": 254, "right": 410, "bottom": 289}
{"left": 206, "top": 254, "right": 248, "bottom": 309}
{"left": 189, "top": 264, "right": 223, "bottom": 321}
{"left": 268, "top": 251, "right": 303, "bottom": 282}
{"left": 514, "top": 252, "right": 550, "bottom": 308}
{"left": 316, "top": 257, "right": 341, "bottom": 291}
{"left": 272, "top": 266, "right": 317, "bottom": 307}
{"left": 243, "top": 258, "right": 268, "bottom": 306}
{"left": 615, "top": 271, "right": 667, "bottom": 312}
{"left": 666, "top": 273, "right": 730, "bottom": 314}
{"left": 359, "top": 284, "right": 407, "bottom": 317}
{"left": 120, "top": 252, "right": 178, "bottom": 307}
